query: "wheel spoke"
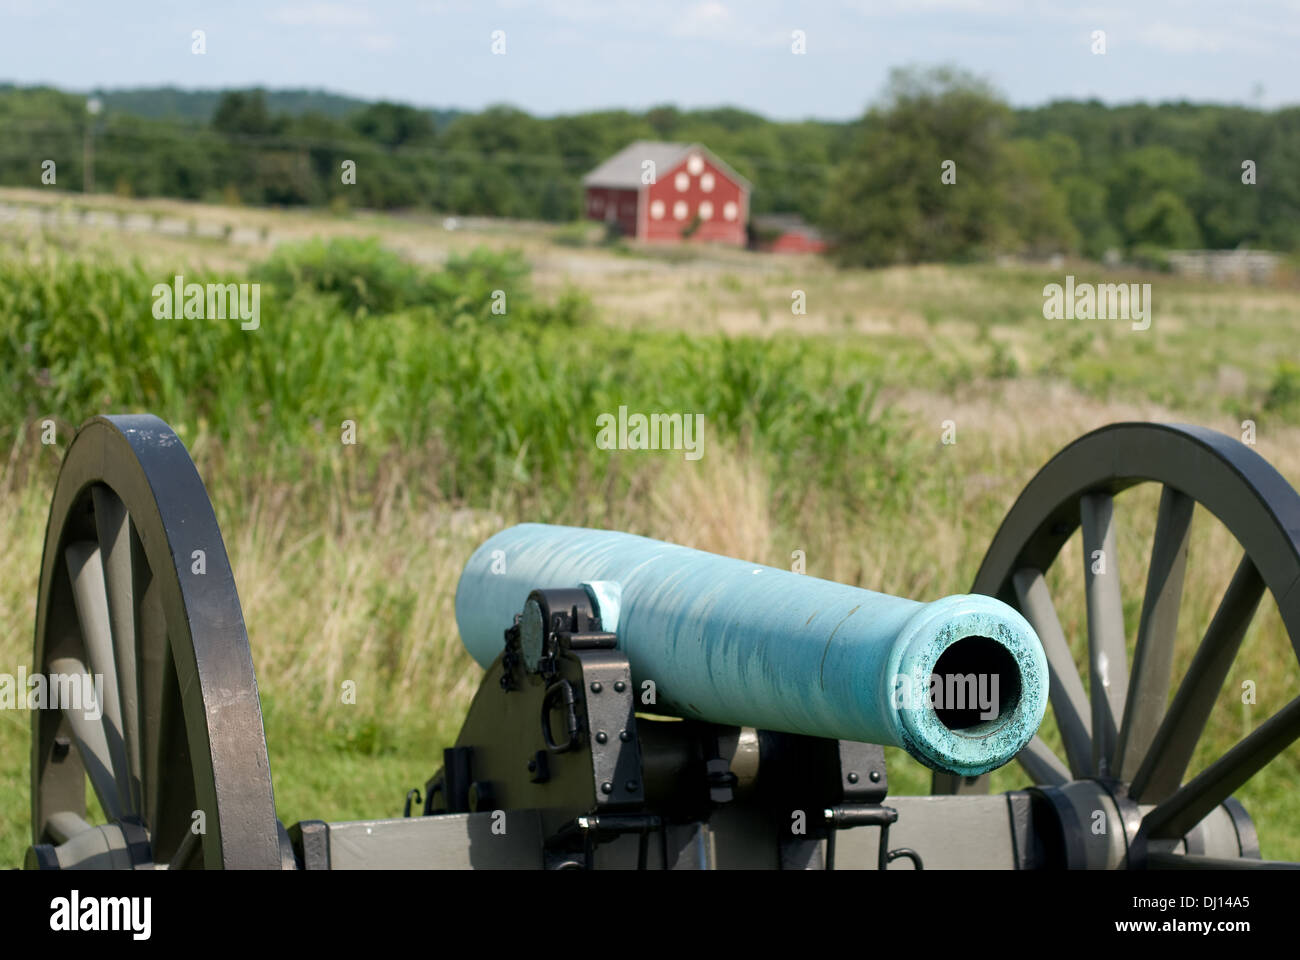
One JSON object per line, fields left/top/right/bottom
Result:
{"left": 1080, "top": 493, "right": 1128, "bottom": 777}
{"left": 168, "top": 827, "right": 201, "bottom": 870}
{"left": 45, "top": 811, "right": 95, "bottom": 844}
{"left": 92, "top": 485, "right": 144, "bottom": 818}
{"left": 134, "top": 566, "right": 202, "bottom": 865}
{"left": 64, "top": 540, "right": 132, "bottom": 817}
{"left": 1013, "top": 568, "right": 1093, "bottom": 777}
{"left": 1142, "top": 694, "right": 1300, "bottom": 841}
{"left": 1116, "top": 487, "right": 1194, "bottom": 781}
{"left": 1016, "top": 736, "right": 1070, "bottom": 786}
{"left": 148, "top": 687, "right": 202, "bottom": 865}
{"left": 47, "top": 655, "right": 123, "bottom": 821}
{"left": 134, "top": 556, "right": 169, "bottom": 838}
{"left": 1129, "top": 555, "right": 1264, "bottom": 802}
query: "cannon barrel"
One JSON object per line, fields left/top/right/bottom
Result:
{"left": 455, "top": 524, "right": 1047, "bottom": 777}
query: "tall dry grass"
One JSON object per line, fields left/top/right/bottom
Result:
{"left": 7, "top": 388, "right": 1297, "bottom": 863}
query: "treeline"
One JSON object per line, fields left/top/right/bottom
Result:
{"left": 1, "top": 71, "right": 1297, "bottom": 265}
{"left": 0, "top": 85, "right": 846, "bottom": 221}
{"left": 823, "top": 68, "right": 1300, "bottom": 266}
{"left": 0, "top": 84, "right": 411, "bottom": 124}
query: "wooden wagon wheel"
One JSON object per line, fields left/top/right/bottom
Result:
{"left": 933, "top": 422, "right": 1300, "bottom": 868}
{"left": 26, "top": 415, "right": 283, "bottom": 869}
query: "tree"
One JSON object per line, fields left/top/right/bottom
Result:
{"left": 1107, "top": 146, "right": 1202, "bottom": 248}
{"left": 823, "top": 66, "right": 1071, "bottom": 265}
{"left": 350, "top": 102, "right": 436, "bottom": 148}
{"left": 212, "top": 89, "right": 276, "bottom": 137}
{"left": 1124, "top": 190, "right": 1202, "bottom": 249}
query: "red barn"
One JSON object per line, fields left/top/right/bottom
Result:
{"left": 582, "top": 141, "right": 751, "bottom": 245}
{"left": 751, "top": 214, "right": 828, "bottom": 254}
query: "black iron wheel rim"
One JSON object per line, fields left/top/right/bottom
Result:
{"left": 31, "top": 415, "right": 280, "bottom": 869}
{"left": 936, "top": 422, "right": 1300, "bottom": 868}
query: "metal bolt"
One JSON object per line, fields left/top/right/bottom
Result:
{"left": 527, "top": 759, "right": 537, "bottom": 772}
{"left": 847, "top": 772, "right": 859, "bottom": 784}
{"left": 600, "top": 781, "right": 613, "bottom": 795}
{"left": 626, "top": 781, "right": 639, "bottom": 792}
{"left": 614, "top": 680, "right": 626, "bottom": 692}
{"left": 619, "top": 730, "right": 631, "bottom": 742}
{"left": 595, "top": 731, "right": 608, "bottom": 744}
{"left": 869, "top": 770, "right": 881, "bottom": 783}
{"left": 590, "top": 682, "right": 603, "bottom": 694}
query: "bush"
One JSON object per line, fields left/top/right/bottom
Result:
{"left": 260, "top": 236, "right": 425, "bottom": 315}
{"left": 550, "top": 221, "right": 605, "bottom": 248}
{"left": 1266, "top": 361, "right": 1300, "bottom": 411}
{"left": 258, "top": 237, "right": 571, "bottom": 328}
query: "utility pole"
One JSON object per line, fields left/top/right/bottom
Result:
{"left": 84, "top": 97, "right": 102, "bottom": 194}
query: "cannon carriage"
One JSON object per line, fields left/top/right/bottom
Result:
{"left": 23, "top": 415, "right": 1300, "bottom": 869}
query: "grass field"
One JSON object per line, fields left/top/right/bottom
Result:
{"left": 2, "top": 188, "right": 1299, "bottom": 867}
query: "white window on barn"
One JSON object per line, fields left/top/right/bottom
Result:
{"left": 723, "top": 201, "right": 738, "bottom": 221}
{"left": 700, "top": 172, "right": 715, "bottom": 193}
{"left": 650, "top": 199, "right": 665, "bottom": 220}
{"left": 673, "top": 200, "right": 688, "bottom": 220}
{"left": 687, "top": 154, "right": 704, "bottom": 176}
{"left": 674, "top": 171, "right": 690, "bottom": 192}
{"left": 699, "top": 201, "right": 713, "bottom": 220}
{"left": 592, "top": 195, "right": 603, "bottom": 210}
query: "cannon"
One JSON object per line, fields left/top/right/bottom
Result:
{"left": 22, "top": 414, "right": 1300, "bottom": 869}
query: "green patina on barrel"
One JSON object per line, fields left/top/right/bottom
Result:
{"left": 456, "top": 524, "right": 1048, "bottom": 777}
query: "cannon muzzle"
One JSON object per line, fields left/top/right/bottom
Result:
{"left": 456, "top": 524, "right": 1047, "bottom": 777}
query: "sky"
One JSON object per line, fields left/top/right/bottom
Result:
{"left": 1, "top": 0, "right": 1296, "bottom": 119}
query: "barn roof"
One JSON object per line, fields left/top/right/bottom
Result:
{"left": 582, "top": 141, "right": 753, "bottom": 191}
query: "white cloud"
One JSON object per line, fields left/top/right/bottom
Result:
{"left": 1136, "top": 24, "right": 1225, "bottom": 53}
{"left": 1134, "top": 20, "right": 1276, "bottom": 54}
{"left": 0, "top": 0, "right": 58, "bottom": 15}
{"left": 268, "top": 4, "right": 373, "bottom": 28}
{"left": 843, "top": 0, "right": 1027, "bottom": 14}
{"left": 680, "top": 1, "right": 730, "bottom": 29}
